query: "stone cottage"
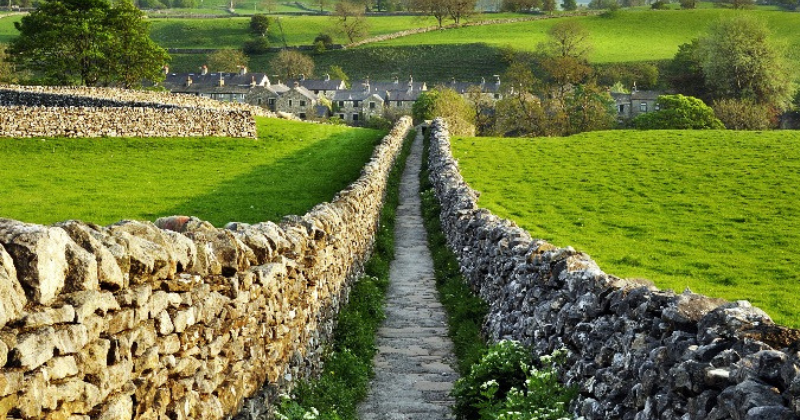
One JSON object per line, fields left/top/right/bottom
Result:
{"left": 612, "top": 87, "right": 662, "bottom": 120}
{"left": 275, "top": 83, "right": 319, "bottom": 120}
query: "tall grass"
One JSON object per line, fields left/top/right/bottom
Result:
{"left": 452, "top": 130, "right": 800, "bottom": 328}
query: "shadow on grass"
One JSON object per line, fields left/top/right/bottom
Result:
{"left": 161, "top": 133, "right": 380, "bottom": 227}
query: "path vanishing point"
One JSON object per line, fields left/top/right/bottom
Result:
{"left": 357, "top": 129, "right": 459, "bottom": 420}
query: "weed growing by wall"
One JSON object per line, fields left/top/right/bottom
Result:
{"left": 275, "top": 129, "right": 416, "bottom": 420}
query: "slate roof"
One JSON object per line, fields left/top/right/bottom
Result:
{"left": 288, "top": 78, "right": 346, "bottom": 92}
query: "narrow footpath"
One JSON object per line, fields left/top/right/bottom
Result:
{"left": 357, "top": 129, "right": 459, "bottom": 420}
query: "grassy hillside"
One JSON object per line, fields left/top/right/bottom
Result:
{"left": 168, "top": 43, "right": 504, "bottom": 82}
{"left": 451, "top": 130, "right": 800, "bottom": 328}
{"left": 0, "top": 117, "right": 384, "bottom": 226}
{"left": 376, "top": 9, "right": 800, "bottom": 64}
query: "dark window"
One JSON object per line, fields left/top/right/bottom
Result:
{"left": 618, "top": 105, "right": 625, "bottom": 113}
{"left": 338, "top": 113, "right": 345, "bottom": 120}
{"left": 494, "top": 93, "right": 500, "bottom": 100}
{"left": 289, "top": 99, "right": 293, "bottom": 107}
{"left": 369, "top": 102, "right": 376, "bottom": 109}
{"left": 354, "top": 100, "right": 361, "bottom": 107}
{"left": 299, "top": 113, "right": 307, "bottom": 119}
{"left": 257, "top": 98, "right": 263, "bottom": 105}
{"left": 338, "top": 100, "right": 344, "bottom": 107}
{"left": 396, "top": 101, "right": 402, "bottom": 107}
{"left": 314, "top": 90, "right": 319, "bottom": 94}
{"left": 352, "top": 113, "right": 359, "bottom": 121}
{"left": 640, "top": 102, "right": 647, "bottom": 112}
{"left": 300, "top": 100, "right": 306, "bottom": 107}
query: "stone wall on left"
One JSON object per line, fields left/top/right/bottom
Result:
{"left": 0, "top": 85, "right": 274, "bottom": 139}
{"left": 0, "top": 115, "right": 413, "bottom": 419}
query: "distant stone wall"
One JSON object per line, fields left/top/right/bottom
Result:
{"left": 0, "top": 106, "right": 257, "bottom": 138}
{"left": 426, "top": 118, "right": 800, "bottom": 420}
{"left": 0, "top": 85, "right": 277, "bottom": 139}
{"left": 0, "top": 117, "right": 412, "bottom": 420}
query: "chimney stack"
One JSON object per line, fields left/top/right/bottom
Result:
{"left": 201, "top": 65, "right": 208, "bottom": 76}
{"left": 238, "top": 66, "right": 247, "bottom": 75}
{"left": 185, "top": 76, "right": 192, "bottom": 87}
{"left": 163, "top": 65, "right": 169, "bottom": 75}
{"left": 218, "top": 73, "right": 225, "bottom": 87}
{"left": 250, "top": 75, "right": 257, "bottom": 88}
{"left": 324, "top": 73, "right": 330, "bottom": 81}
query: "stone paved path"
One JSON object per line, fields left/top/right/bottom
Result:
{"left": 357, "top": 128, "right": 459, "bottom": 420}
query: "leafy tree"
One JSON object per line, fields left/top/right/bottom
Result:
{"left": 206, "top": 49, "right": 249, "bottom": 72}
{"left": 314, "top": 33, "right": 334, "bottom": 48}
{"left": 413, "top": 88, "right": 476, "bottom": 136}
{"left": 542, "top": 0, "right": 556, "bottom": 13}
{"left": 713, "top": 98, "right": 772, "bottom": 130}
{"left": 328, "top": 65, "right": 350, "bottom": 88}
{"left": 633, "top": 94, "right": 724, "bottom": 129}
{"left": 546, "top": 21, "right": 591, "bottom": 60}
{"left": 679, "top": 0, "right": 696, "bottom": 8}
{"left": 410, "top": 0, "right": 449, "bottom": 28}
{"left": 9, "top": 0, "right": 168, "bottom": 87}
{"left": 700, "top": 16, "right": 793, "bottom": 112}
{"left": 250, "top": 14, "right": 272, "bottom": 37}
{"left": 588, "top": 0, "right": 618, "bottom": 9}
{"left": 315, "top": 0, "right": 327, "bottom": 11}
{"left": 565, "top": 82, "right": 616, "bottom": 133}
{"left": 446, "top": 0, "right": 476, "bottom": 24}
{"left": 501, "top": 0, "right": 541, "bottom": 11}
{"left": 561, "top": 0, "right": 577, "bottom": 10}
{"left": 259, "top": 0, "right": 277, "bottom": 12}
{"left": 0, "top": 44, "right": 19, "bottom": 83}
{"left": 650, "top": 0, "right": 667, "bottom": 9}
{"left": 595, "top": 62, "right": 659, "bottom": 91}
{"left": 243, "top": 38, "right": 270, "bottom": 55}
{"left": 172, "top": 0, "right": 197, "bottom": 8}
{"left": 665, "top": 39, "right": 705, "bottom": 99}
{"left": 333, "top": 1, "right": 370, "bottom": 43}
{"left": 270, "top": 49, "right": 315, "bottom": 80}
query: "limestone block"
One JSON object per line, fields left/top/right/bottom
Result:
{"left": 0, "top": 340, "right": 6, "bottom": 367}
{"left": 0, "top": 220, "right": 70, "bottom": 305}
{"left": 185, "top": 229, "right": 256, "bottom": 277}
{"left": 163, "top": 230, "right": 197, "bottom": 273}
{"left": 56, "top": 221, "right": 124, "bottom": 290}
{"left": 156, "top": 310, "right": 175, "bottom": 336}
{"left": 172, "top": 307, "right": 196, "bottom": 333}
{"left": 17, "top": 370, "right": 49, "bottom": 417}
{"left": 78, "top": 338, "right": 111, "bottom": 377}
{"left": 55, "top": 324, "right": 90, "bottom": 355}
{"left": 116, "top": 284, "right": 152, "bottom": 308}
{"left": 94, "top": 394, "right": 133, "bottom": 420}
{"left": 107, "top": 308, "right": 136, "bottom": 335}
{"left": 0, "top": 393, "right": 17, "bottom": 417}
{"left": 158, "top": 335, "right": 181, "bottom": 355}
{"left": 10, "top": 326, "right": 57, "bottom": 370}
{"left": 45, "top": 355, "right": 79, "bottom": 380}
{"left": 109, "top": 231, "right": 173, "bottom": 283}
{"left": 66, "top": 290, "right": 121, "bottom": 323}
{"left": 0, "top": 244, "right": 26, "bottom": 329}
{"left": 134, "top": 345, "right": 160, "bottom": 374}
{"left": 63, "top": 240, "right": 99, "bottom": 292}
{"left": 22, "top": 305, "right": 76, "bottom": 329}
{"left": 0, "top": 369, "right": 23, "bottom": 397}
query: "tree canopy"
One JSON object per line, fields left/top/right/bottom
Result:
{"left": 413, "top": 88, "right": 476, "bottom": 136}
{"left": 699, "top": 16, "right": 793, "bottom": 112}
{"left": 9, "top": 0, "right": 169, "bottom": 87}
{"left": 633, "top": 94, "right": 724, "bottom": 130}
{"left": 270, "top": 50, "right": 315, "bottom": 80}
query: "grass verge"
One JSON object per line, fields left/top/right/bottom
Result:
{"left": 275, "top": 129, "right": 415, "bottom": 420}
{"left": 419, "top": 128, "right": 488, "bottom": 376}
{"left": 0, "top": 117, "right": 384, "bottom": 226}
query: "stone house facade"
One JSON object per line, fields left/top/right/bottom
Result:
{"left": 275, "top": 84, "right": 319, "bottom": 120}
{"left": 612, "top": 89, "right": 662, "bottom": 120}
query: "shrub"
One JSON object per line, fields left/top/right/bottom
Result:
{"left": 713, "top": 98, "right": 773, "bottom": 130}
{"left": 412, "top": 88, "right": 476, "bottom": 136}
{"left": 452, "top": 341, "right": 576, "bottom": 420}
{"left": 243, "top": 38, "right": 271, "bottom": 55}
{"left": 651, "top": 0, "right": 667, "bottom": 9}
{"left": 314, "top": 33, "right": 334, "bottom": 48}
{"left": 633, "top": 94, "right": 724, "bottom": 130}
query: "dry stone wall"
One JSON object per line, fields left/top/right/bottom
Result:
{"left": 0, "top": 116, "right": 412, "bottom": 420}
{"left": 426, "top": 118, "right": 800, "bottom": 420}
{"left": 0, "top": 85, "right": 274, "bottom": 139}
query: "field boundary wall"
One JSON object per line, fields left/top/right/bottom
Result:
{"left": 0, "top": 116, "right": 412, "bottom": 419}
{"left": 426, "top": 118, "right": 800, "bottom": 420}
{"left": 0, "top": 85, "right": 274, "bottom": 139}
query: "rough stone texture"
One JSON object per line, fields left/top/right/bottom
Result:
{"left": 0, "top": 84, "right": 276, "bottom": 139}
{"left": 426, "top": 118, "right": 800, "bottom": 420}
{"left": 0, "top": 117, "right": 412, "bottom": 420}
{"left": 358, "top": 129, "right": 458, "bottom": 420}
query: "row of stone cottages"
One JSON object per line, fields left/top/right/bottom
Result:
{"left": 157, "top": 66, "right": 658, "bottom": 123}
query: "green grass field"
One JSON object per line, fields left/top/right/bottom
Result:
{"left": 0, "top": 15, "right": 20, "bottom": 44}
{"left": 149, "top": 15, "right": 439, "bottom": 48}
{"left": 376, "top": 9, "right": 800, "bottom": 64}
{"left": 451, "top": 130, "right": 800, "bottom": 327}
{"left": 0, "top": 117, "right": 384, "bottom": 226}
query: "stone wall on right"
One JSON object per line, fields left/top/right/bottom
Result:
{"left": 426, "top": 118, "right": 800, "bottom": 420}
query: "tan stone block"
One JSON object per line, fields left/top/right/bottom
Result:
{"left": 45, "top": 355, "right": 79, "bottom": 380}
{"left": 66, "top": 290, "right": 120, "bottom": 323}
{"left": 10, "top": 326, "right": 56, "bottom": 371}
{"left": 22, "top": 305, "right": 76, "bottom": 329}
{"left": 55, "top": 324, "right": 89, "bottom": 355}
{"left": 155, "top": 310, "right": 174, "bottom": 336}
{"left": 158, "top": 335, "right": 180, "bottom": 355}
{"left": 107, "top": 308, "right": 136, "bottom": 335}
{"left": 0, "top": 393, "right": 18, "bottom": 416}
{"left": 94, "top": 394, "right": 132, "bottom": 420}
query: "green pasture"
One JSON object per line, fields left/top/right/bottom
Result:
{"left": 149, "top": 15, "right": 439, "bottom": 48}
{"left": 451, "top": 130, "right": 800, "bottom": 327}
{"left": 376, "top": 9, "right": 800, "bottom": 65}
{"left": 0, "top": 117, "right": 384, "bottom": 227}
{"left": 0, "top": 15, "right": 20, "bottom": 45}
